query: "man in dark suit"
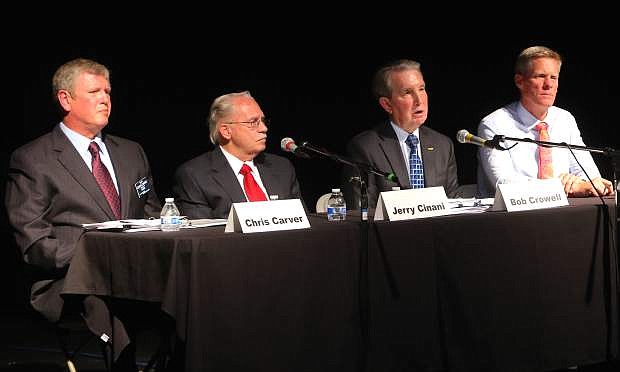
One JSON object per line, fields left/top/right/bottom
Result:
{"left": 172, "top": 91, "right": 302, "bottom": 219}
{"left": 6, "top": 58, "right": 161, "bottom": 370}
{"left": 344, "top": 59, "right": 461, "bottom": 209}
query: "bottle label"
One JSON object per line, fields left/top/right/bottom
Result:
{"left": 161, "top": 216, "right": 180, "bottom": 225}
{"left": 327, "top": 206, "right": 347, "bottom": 221}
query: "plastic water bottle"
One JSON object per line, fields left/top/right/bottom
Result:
{"left": 160, "top": 197, "right": 181, "bottom": 232}
{"left": 327, "top": 188, "right": 346, "bottom": 221}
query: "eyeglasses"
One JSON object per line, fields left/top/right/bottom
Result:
{"left": 224, "top": 116, "right": 270, "bottom": 129}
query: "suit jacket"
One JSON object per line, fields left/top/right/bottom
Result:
{"left": 343, "top": 122, "right": 460, "bottom": 209}
{"left": 172, "top": 147, "right": 303, "bottom": 219}
{"left": 5, "top": 125, "right": 161, "bottom": 322}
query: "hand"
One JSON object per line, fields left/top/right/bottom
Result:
{"left": 591, "top": 177, "right": 614, "bottom": 196}
{"left": 559, "top": 173, "right": 585, "bottom": 195}
{"left": 560, "top": 174, "right": 615, "bottom": 197}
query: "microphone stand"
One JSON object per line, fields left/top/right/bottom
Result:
{"left": 299, "top": 142, "right": 376, "bottom": 370}
{"left": 301, "top": 142, "right": 396, "bottom": 221}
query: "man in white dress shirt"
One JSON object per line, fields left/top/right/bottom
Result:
{"left": 477, "top": 46, "right": 614, "bottom": 197}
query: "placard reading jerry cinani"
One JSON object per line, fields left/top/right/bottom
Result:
{"left": 225, "top": 199, "right": 310, "bottom": 233}
{"left": 491, "top": 178, "right": 568, "bottom": 212}
{"left": 374, "top": 186, "right": 450, "bottom": 221}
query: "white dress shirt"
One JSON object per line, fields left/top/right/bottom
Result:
{"left": 59, "top": 122, "right": 119, "bottom": 193}
{"left": 476, "top": 101, "right": 601, "bottom": 197}
{"left": 390, "top": 122, "right": 422, "bottom": 166}
{"left": 220, "top": 146, "right": 269, "bottom": 201}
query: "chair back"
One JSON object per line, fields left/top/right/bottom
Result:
{"left": 315, "top": 193, "right": 332, "bottom": 213}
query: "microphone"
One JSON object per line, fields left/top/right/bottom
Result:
{"left": 280, "top": 137, "right": 311, "bottom": 158}
{"left": 456, "top": 129, "right": 502, "bottom": 150}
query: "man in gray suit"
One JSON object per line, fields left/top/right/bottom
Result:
{"left": 172, "top": 91, "right": 302, "bottom": 219}
{"left": 6, "top": 58, "right": 161, "bottom": 369}
{"left": 344, "top": 59, "right": 461, "bottom": 209}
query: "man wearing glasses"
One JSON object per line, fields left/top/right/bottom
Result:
{"left": 172, "top": 91, "right": 303, "bottom": 218}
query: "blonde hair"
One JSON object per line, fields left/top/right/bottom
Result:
{"left": 515, "top": 46, "right": 562, "bottom": 75}
{"left": 52, "top": 58, "right": 110, "bottom": 96}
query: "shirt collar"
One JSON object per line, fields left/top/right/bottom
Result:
{"left": 516, "top": 102, "right": 556, "bottom": 130}
{"left": 390, "top": 121, "right": 420, "bottom": 143}
{"left": 59, "top": 122, "right": 106, "bottom": 155}
{"left": 219, "top": 146, "right": 257, "bottom": 174}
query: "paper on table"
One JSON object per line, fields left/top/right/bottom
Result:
{"left": 445, "top": 198, "right": 495, "bottom": 215}
{"left": 82, "top": 219, "right": 161, "bottom": 231}
{"left": 82, "top": 217, "right": 227, "bottom": 232}
{"left": 183, "top": 219, "right": 228, "bottom": 228}
{"left": 125, "top": 218, "right": 227, "bottom": 232}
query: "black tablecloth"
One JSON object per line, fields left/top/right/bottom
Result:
{"left": 368, "top": 197, "right": 618, "bottom": 372}
{"left": 63, "top": 215, "right": 362, "bottom": 372}
{"left": 62, "top": 197, "right": 618, "bottom": 372}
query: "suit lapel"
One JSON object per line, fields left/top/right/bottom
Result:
{"left": 52, "top": 127, "right": 117, "bottom": 220}
{"left": 254, "top": 153, "right": 276, "bottom": 197}
{"left": 211, "top": 148, "right": 248, "bottom": 203}
{"left": 377, "top": 123, "right": 410, "bottom": 188}
{"left": 104, "top": 136, "right": 129, "bottom": 219}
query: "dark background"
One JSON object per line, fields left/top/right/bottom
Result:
{"left": 5, "top": 23, "right": 619, "bottom": 315}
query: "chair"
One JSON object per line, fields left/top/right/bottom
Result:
{"left": 17, "top": 260, "right": 113, "bottom": 372}
{"left": 18, "top": 262, "right": 173, "bottom": 372}
{"left": 54, "top": 311, "right": 111, "bottom": 372}
{"left": 315, "top": 193, "right": 332, "bottom": 213}
{"left": 51, "top": 300, "right": 174, "bottom": 372}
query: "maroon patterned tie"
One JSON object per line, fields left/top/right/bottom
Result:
{"left": 88, "top": 142, "right": 121, "bottom": 219}
{"left": 239, "top": 163, "right": 267, "bottom": 202}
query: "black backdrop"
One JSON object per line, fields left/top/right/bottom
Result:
{"left": 5, "top": 25, "right": 619, "bottom": 314}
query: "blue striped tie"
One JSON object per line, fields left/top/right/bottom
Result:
{"left": 405, "top": 134, "right": 425, "bottom": 189}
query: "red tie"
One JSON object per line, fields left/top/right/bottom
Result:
{"left": 88, "top": 142, "right": 121, "bottom": 219}
{"left": 534, "top": 122, "right": 553, "bottom": 179}
{"left": 240, "top": 163, "right": 267, "bottom": 202}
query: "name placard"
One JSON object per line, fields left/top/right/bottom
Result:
{"left": 491, "top": 178, "right": 568, "bottom": 212}
{"left": 225, "top": 199, "right": 310, "bottom": 233}
{"left": 374, "top": 186, "right": 450, "bottom": 221}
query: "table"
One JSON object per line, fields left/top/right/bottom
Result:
{"left": 368, "top": 197, "right": 618, "bottom": 371}
{"left": 62, "top": 215, "right": 363, "bottom": 372}
{"left": 62, "top": 198, "right": 618, "bottom": 372}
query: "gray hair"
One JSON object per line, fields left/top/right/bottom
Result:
{"left": 515, "top": 46, "right": 562, "bottom": 75}
{"left": 372, "top": 59, "right": 422, "bottom": 100}
{"left": 208, "top": 91, "right": 253, "bottom": 145}
{"left": 53, "top": 58, "right": 110, "bottom": 97}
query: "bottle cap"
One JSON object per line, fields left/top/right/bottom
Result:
{"left": 165, "top": 197, "right": 174, "bottom": 202}
{"left": 331, "top": 188, "right": 340, "bottom": 193}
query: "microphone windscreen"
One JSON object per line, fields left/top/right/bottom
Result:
{"left": 456, "top": 130, "right": 469, "bottom": 144}
{"left": 280, "top": 137, "right": 295, "bottom": 152}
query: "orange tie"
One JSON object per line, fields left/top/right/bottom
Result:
{"left": 240, "top": 164, "right": 267, "bottom": 202}
{"left": 534, "top": 122, "right": 553, "bottom": 179}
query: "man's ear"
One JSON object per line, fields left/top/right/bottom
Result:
{"left": 514, "top": 74, "right": 523, "bottom": 90}
{"left": 379, "top": 97, "right": 392, "bottom": 114}
{"left": 219, "top": 124, "right": 232, "bottom": 141}
{"left": 57, "top": 90, "right": 72, "bottom": 112}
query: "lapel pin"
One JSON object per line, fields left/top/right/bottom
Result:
{"left": 426, "top": 147, "right": 435, "bottom": 151}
